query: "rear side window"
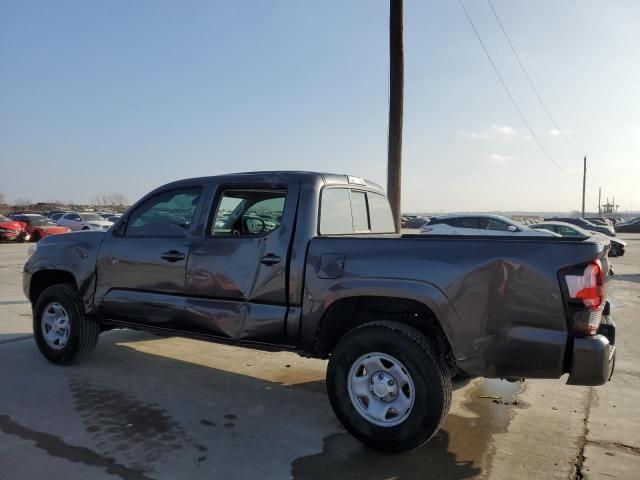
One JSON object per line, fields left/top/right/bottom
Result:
{"left": 320, "top": 189, "right": 353, "bottom": 234}
{"left": 368, "top": 193, "right": 395, "bottom": 233}
{"left": 210, "top": 189, "right": 286, "bottom": 236}
{"left": 351, "top": 191, "right": 369, "bottom": 232}
{"left": 482, "top": 218, "right": 511, "bottom": 231}
{"left": 319, "top": 188, "right": 396, "bottom": 235}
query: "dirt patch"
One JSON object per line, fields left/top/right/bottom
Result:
{"left": 69, "top": 378, "right": 208, "bottom": 469}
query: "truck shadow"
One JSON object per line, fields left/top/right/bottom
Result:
{"left": 0, "top": 330, "right": 519, "bottom": 479}
{"left": 612, "top": 273, "right": 640, "bottom": 284}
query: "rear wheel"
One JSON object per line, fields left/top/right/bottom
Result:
{"left": 30, "top": 231, "right": 40, "bottom": 242}
{"left": 326, "top": 321, "right": 452, "bottom": 452}
{"left": 33, "top": 284, "right": 100, "bottom": 365}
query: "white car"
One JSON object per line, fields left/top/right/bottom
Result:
{"left": 56, "top": 212, "right": 113, "bottom": 231}
{"left": 530, "top": 221, "right": 626, "bottom": 257}
{"left": 420, "top": 214, "right": 560, "bottom": 237}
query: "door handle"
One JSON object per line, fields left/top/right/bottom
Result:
{"left": 160, "top": 250, "right": 186, "bottom": 262}
{"left": 260, "top": 253, "right": 281, "bottom": 266}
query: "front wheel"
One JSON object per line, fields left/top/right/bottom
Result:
{"left": 33, "top": 284, "right": 100, "bottom": 365}
{"left": 326, "top": 321, "right": 452, "bottom": 452}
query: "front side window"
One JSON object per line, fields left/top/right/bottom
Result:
{"left": 125, "top": 188, "right": 201, "bottom": 237}
{"left": 211, "top": 189, "right": 286, "bottom": 236}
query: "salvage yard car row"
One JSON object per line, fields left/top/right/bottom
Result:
{"left": 0, "top": 211, "right": 120, "bottom": 242}
{"left": 417, "top": 213, "right": 636, "bottom": 257}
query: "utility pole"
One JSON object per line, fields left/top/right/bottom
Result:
{"left": 581, "top": 155, "right": 586, "bottom": 218}
{"left": 387, "top": 0, "right": 404, "bottom": 231}
{"left": 598, "top": 187, "right": 602, "bottom": 215}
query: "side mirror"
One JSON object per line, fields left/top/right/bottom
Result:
{"left": 508, "top": 225, "right": 518, "bottom": 232}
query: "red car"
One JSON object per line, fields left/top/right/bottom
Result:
{"left": 0, "top": 215, "right": 29, "bottom": 241}
{"left": 9, "top": 214, "right": 71, "bottom": 241}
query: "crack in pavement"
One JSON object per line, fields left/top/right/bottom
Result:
{"left": 572, "top": 387, "right": 593, "bottom": 479}
{"left": 586, "top": 439, "right": 640, "bottom": 455}
{"left": 0, "top": 415, "right": 154, "bottom": 480}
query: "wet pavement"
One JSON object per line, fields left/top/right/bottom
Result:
{"left": 1, "top": 237, "right": 639, "bottom": 479}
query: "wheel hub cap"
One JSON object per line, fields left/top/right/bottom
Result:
{"left": 371, "top": 371, "right": 398, "bottom": 401}
{"left": 347, "top": 352, "right": 416, "bottom": 427}
{"left": 41, "top": 302, "right": 70, "bottom": 350}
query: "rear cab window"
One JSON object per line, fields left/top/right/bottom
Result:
{"left": 319, "top": 188, "right": 395, "bottom": 235}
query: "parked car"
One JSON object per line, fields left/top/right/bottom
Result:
{"left": 585, "top": 217, "right": 613, "bottom": 226}
{"left": 47, "top": 212, "right": 71, "bottom": 222}
{"left": 0, "top": 215, "right": 29, "bottom": 242}
{"left": 56, "top": 212, "right": 113, "bottom": 231}
{"left": 401, "top": 216, "right": 429, "bottom": 229}
{"left": 23, "top": 171, "right": 615, "bottom": 453}
{"left": 544, "top": 217, "right": 615, "bottom": 237}
{"left": 530, "top": 221, "right": 626, "bottom": 257}
{"left": 96, "top": 212, "right": 116, "bottom": 219}
{"left": 106, "top": 214, "right": 122, "bottom": 223}
{"left": 615, "top": 217, "right": 640, "bottom": 233}
{"left": 420, "top": 214, "right": 559, "bottom": 236}
{"left": 9, "top": 214, "right": 71, "bottom": 242}
{"left": 45, "top": 210, "right": 71, "bottom": 219}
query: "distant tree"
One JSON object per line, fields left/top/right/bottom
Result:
{"left": 92, "top": 192, "right": 128, "bottom": 207}
{"left": 14, "top": 197, "right": 32, "bottom": 206}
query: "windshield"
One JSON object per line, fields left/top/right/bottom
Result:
{"left": 79, "top": 213, "right": 104, "bottom": 222}
{"left": 0, "top": 215, "right": 11, "bottom": 222}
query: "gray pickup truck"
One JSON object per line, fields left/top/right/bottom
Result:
{"left": 23, "top": 171, "right": 616, "bottom": 452}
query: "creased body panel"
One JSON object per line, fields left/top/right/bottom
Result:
{"left": 303, "top": 235, "right": 609, "bottom": 379}
{"left": 23, "top": 231, "right": 106, "bottom": 313}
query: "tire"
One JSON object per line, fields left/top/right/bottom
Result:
{"left": 33, "top": 283, "right": 100, "bottom": 365}
{"left": 326, "top": 321, "right": 452, "bottom": 453}
{"left": 31, "top": 232, "right": 40, "bottom": 243}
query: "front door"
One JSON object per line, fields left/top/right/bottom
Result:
{"left": 95, "top": 187, "right": 204, "bottom": 327}
{"left": 185, "top": 182, "right": 298, "bottom": 343}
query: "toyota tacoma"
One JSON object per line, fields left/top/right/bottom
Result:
{"left": 23, "top": 171, "right": 616, "bottom": 452}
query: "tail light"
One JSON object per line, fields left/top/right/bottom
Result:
{"left": 563, "top": 259, "right": 605, "bottom": 335}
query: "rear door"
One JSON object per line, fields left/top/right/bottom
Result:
{"left": 95, "top": 187, "right": 204, "bottom": 327}
{"left": 184, "top": 181, "right": 299, "bottom": 343}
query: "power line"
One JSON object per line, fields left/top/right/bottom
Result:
{"left": 487, "top": 0, "right": 582, "bottom": 155}
{"left": 457, "top": 0, "right": 574, "bottom": 174}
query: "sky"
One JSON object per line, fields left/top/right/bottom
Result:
{"left": 1, "top": 0, "right": 638, "bottom": 213}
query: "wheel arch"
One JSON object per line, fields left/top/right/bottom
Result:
{"left": 29, "top": 269, "right": 78, "bottom": 305}
{"left": 309, "top": 280, "right": 460, "bottom": 367}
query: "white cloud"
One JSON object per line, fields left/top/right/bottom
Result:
{"left": 549, "top": 128, "right": 573, "bottom": 137}
{"left": 489, "top": 124, "right": 516, "bottom": 136}
{"left": 458, "top": 129, "right": 488, "bottom": 139}
{"left": 458, "top": 124, "right": 516, "bottom": 139}
{"left": 486, "top": 153, "right": 512, "bottom": 163}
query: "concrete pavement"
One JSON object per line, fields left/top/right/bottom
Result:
{"left": 0, "top": 236, "right": 638, "bottom": 479}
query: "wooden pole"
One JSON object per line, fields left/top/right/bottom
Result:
{"left": 598, "top": 187, "right": 601, "bottom": 215}
{"left": 387, "top": 0, "right": 404, "bottom": 231}
{"left": 581, "top": 155, "right": 586, "bottom": 218}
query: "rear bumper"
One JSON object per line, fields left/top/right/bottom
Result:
{"left": 567, "top": 316, "right": 616, "bottom": 386}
